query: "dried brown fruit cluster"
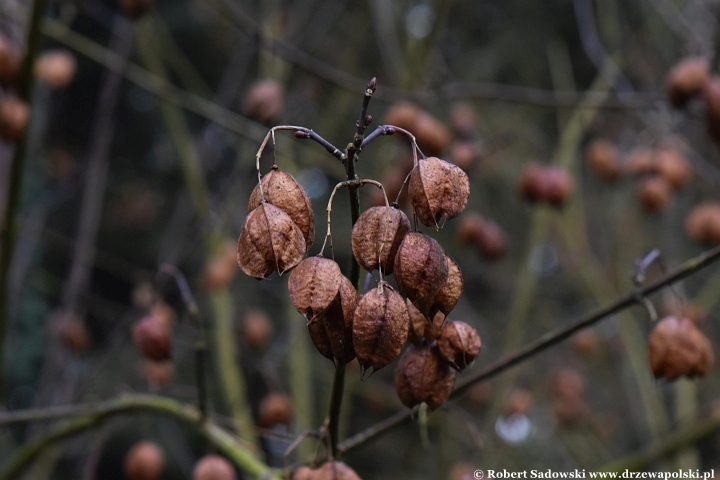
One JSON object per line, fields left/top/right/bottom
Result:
{"left": 519, "top": 163, "right": 575, "bottom": 207}
{"left": 647, "top": 316, "right": 714, "bottom": 380}
{"left": 293, "top": 461, "right": 362, "bottom": 480}
{"left": 686, "top": 202, "right": 720, "bottom": 245}
{"left": 456, "top": 212, "right": 507, "bottom": 261}
{"left": 584, "top": 139, "right": 694, "bottom": 213}
{"left": 237, "top": 167, "right": 313, "bottom": 279}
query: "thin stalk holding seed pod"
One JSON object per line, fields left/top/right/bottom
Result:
{"left": 320, "top": 179, "right": 389, "bottom": 261}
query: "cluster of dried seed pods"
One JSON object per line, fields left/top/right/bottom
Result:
{"left": 519, "top": 163, "right": 575, "bottom": 207}
{"left": 647, "top": 316, "right": 714, "bottom": 380}
{"left": 237, "top": 168, "right": 314, "bottom": 279}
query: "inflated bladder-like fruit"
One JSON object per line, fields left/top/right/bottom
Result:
{"left": 409, "top": 157, "right": 469, "bottom": 227}
{"left": 429, "top": 254, "right": 463, "bottom": 318}
{"left": 667, "top": 57, "right": 709, "bottom": 107}
{"left": 248, "top": 168, "right": 314, "bottom": 249}
{"left": 237, "top": 203, "right": 305, "bottom": 279}
{"left": 648, "top": 316, "right": 714, "bottom": 380}
{"left": 193, "top": 455, "right": 236, "bottom": 480}
{"left": 437, "top": 320, "right": 481, "bottom": 370}
{"left": 288, "top": 256, "right": 343, "bottom": 321}
{"left": 124, "top": 442, "right": 164, "bottom": 480}
{"left": 394, "top": 232, "right": 449, "bottom": 316}
{"left": 395, "top": 344, "right": 456, "bottom": 410}
{"left": 307, "top": 274, "right": 358, "bottom": 363}
{"left": 351, "top": 205, "right": 410, "bottom": 275}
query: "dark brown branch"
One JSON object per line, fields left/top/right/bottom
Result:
{"left": 337, "top": 243, "right": 720, "bottom": 455}
{"left": 293, "top": 128, "right": 346, "bottom": 161}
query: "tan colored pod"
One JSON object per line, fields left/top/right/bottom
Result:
{"left": 288, "top": 256, "right": 342, "bottom": 321}
{"left": 686, "top": 202, "right": 720, "bottom": 244}
{"left": 353, "top": 283, "right": 409, "bottom": 373}
{"left": 437, "top": 320, "right": 481, "bottom": 370}
{"left": 407, "top": 300, "right": 445, "bottom": 345}
{"left": 243, "top": 78, "right": 285, "bottom": 125}
{"left": 409, "top": 157, "right": 469, "bottom": 227}
{"left": 667, "top": 57, "right": 709, "bottom": 107}
{"left": 236, "top": 203, "right": 305, "bottom": 279}
{"left": 133, "top": 315, "right": 172, "bottom": 361}
{"left": 124, "top": 442, "right": 164, "bottom": 480}
{"left": 648, "top": 316, "right": 714, "bottom": 380}
{"left": 193, "top": 455, "right": 236, "bottom": 480}
{"left": 586, "top": 139, "right": 622, "bottom": 182}
{"left": 258, "top": 392, "right": 293, "bottom": 427}
{"left": 393, "top": 232, "right": 449, "bottom": 316}
{"left": 248, "top": 168, "right": 314, "bottom": 249}
{"left": 429, "top": 254, "right": 463, "bottom": 318}
{"left": 395, "top": 343, "right": 456, "bottom": 410}
{"left": 351, "top": 205, "right": 410, "bottom": 274}
{"left": 308, "top": 275, "right": 358, "bottom": 363}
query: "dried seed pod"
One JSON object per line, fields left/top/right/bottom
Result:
{"left": 414, "top": 112, "right": 451, "bottom": 157}
{"left": 293, "top": 466, "right": 316, "bottom": 480}
{"left": 407, "top": 300, "right": 445, "bottom": 345}
{"left": 456, "top": 212, "right": 485, "bottom": 245}
{"left": 308, "top": 275, "right": 358, "bottom": 363}
{"left": 150, "top": 301, "right": 177, "bottom": 329}
{"left": 475, "top": 219, "right": 507, "bottom": 261}
{"left": 667, "top": 57, "right": 709, "bottom": 107}
{"left": 451, "top": 141, "right": 480, "bottom": 173}
{"left": 0, "top": 36, "right": 20, "bottom": 86}
{"left": 409, "top": 157, "right": 470, "bottom": 227}
{"left": 248, "top": 168, "right": 314, "bottom": 249}
{"left": 543, "top": 166, "right": 575, "bottom": 207}
{"left": 554, "top": 368, "right": 585, "bottom": 399}
{"left": 705, "top": 77, "right": 720, "bottom": 139}
{"left": 120, "top": 0, "right": 154, "bottom": 19}
{"left": 430, "top": 254, "right": 463, "bottom": 318}
{"left": 288, "top": 256, "right": 342, "bottom": 320}
{"left": 258, "top": 392, "right": 293, "bottom": 427}
{"left": 34, "top": 50, "right": 76, "bottom": 90}
{"left": 393, "top": 232, "right": 449, "bottom": 315}
{"left": 648, "top": 316, "right": 714, "bottom": 380}
{"left": 0, "top": 97, "right": 29, "bottom": 141}
{"left": 385, "top": 102, "right": 421, "bottom": 131}
{"left": 586, "top": 139, "right": 622, "bottom": 182}
{"left": 437, "top": 321, "right": 481, "bottom": 370}
{"left": 353, "top": 283, "right": 409, "bottom": 373}
{"left": 124, "top": 442, "right": 164, "bottom": 480}
{"left": 351, "top": 205, "right": 410, "bottom": 274}
{"left": 240, "top": 309, "right": 274, "bottom": 352}
{"left": 236, "top": 203, "right": 305, "bottom": 279}
{"left": 133, "top": 315, "right": 172, "bottom": 361}
{"left": 638, "top": 176, "right": 672, "bottom": 213}
{"left": 519, "top": 163, "right": 546, "bottom": 203}
{"left": 655, "top": 146, "right": 692, "bottom": 189}
{"left": 193, "top": 455, "right": 236, "bottom": 480}
{"left": 395, "top": 344, "right": 456, "bottom": 410}
{"left": 243, "top": 78, "right": 285, "bottom": 125}
{"left": 685, "top": 202, "right": 720, "bottom": 244}
{"left": 203, "top": 241, "right": 239, "bottom": 291}
{"left": 572, "top": 330, "right": 600, "bottom": 357}
{"left": 505, "top": 389, "right": 533, "bottom": 416}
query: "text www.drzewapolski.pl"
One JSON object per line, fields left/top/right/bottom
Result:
{"left": 474, "top": 469, "right": 715, "bottom": 480}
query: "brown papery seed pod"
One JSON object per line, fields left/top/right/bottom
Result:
{"left": 203, "top": 241, "right": 239, "bottom": 291}
{"left": 0, "top": 36, "right": 20, "bottom": 86}
{"left": 429, "top": 254, "right": 463, "bottom": 318}
{"left": 648, "top": 316, "right": 714, "bottom": 380}
{"left": 655, "top": 146, "right": 693, "bottom": 189}
{"left": 241, "top": 309, "right": 274, "bottom": 352}
{"left": 248, "top": 168, "right": 314, "bottom": 249}
{"left": 704, "top": 77, "right": 720, "bottom": 140}
{"left": 393, "top": 232, "right": 449, "bottom": 316}
{"left": 586, "top": 139, "right": 622, "bottom": 182}
{"left": 258, "top": 392, "right": 293, "bottom": 427}
{"left": 543, "top": 166, "right": 575, "bottom": 207}
{"left": 124, "top": 442, "right": 164, "bottom": 480}
{"left": 395, "top": 344, "right": 456, "bottom": 410}
{"left": 308, "top": 275, "right": 358, "bottom": 363}
{"left": 193, "top": 454, "right": 236, "bottom": 480}
{"left": 476, "top": 219, "right": 508, "bottom": 261}
{"left": 407, "top": 299, "right": 445, "bottom": 345}
{"left": 34, "top": 50, "right": 77, "bottom": 90}
{"left": 505, "top": 389, "right": 533, "bottom": 416}
{"left": 638, "top": 176, "right": 672, "bottom": 213}
{"left": 456, "top": 212, "right": 485, "bottom": 245}
{"left": 667, "top": 57, "right": 709, "bottom": 108}
{"left": 292, "top": 466, "right": 316, "bottom": 480}
{"left": 288, "top": 256, "right": 342, "bottom": 321}
{"left": 385, "top": 102, "right": 421, "bottom": 132}
{"left": 351, "top": 205, "right": 410, "bottom": 274}
{"left": 132, "top": 315, "right": 172, "bottom": 361}
{"left": 237, "top": 203, "right": 305, "bottom": 279}
{"left": 409, "top": 157, "right": 470, "bottom": 228}
{"left": 0, "top": 97, "right": 29, "bottom": 141}
{"left": 519, "top": 163, "right": 546, "bottom": 203}
{"left": 414, "top": 112, "right": 451, "bottom": 157}
{"left": 625, "top": 148, "right": 656, "bottom": 175}
{"left": 315, "top": 461, "right": 362, "bottom": 480}
{"left": 353, "top": 283, "right": 409, "bottom": 374}
{"left": 437, "top": 321, "right": 481, "bottom": 370}
{"left": 243, "top": 78, "right": 285, "bottom": 125}
{"left": 685, "top": 202, "right": 720, "bottom": 244}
